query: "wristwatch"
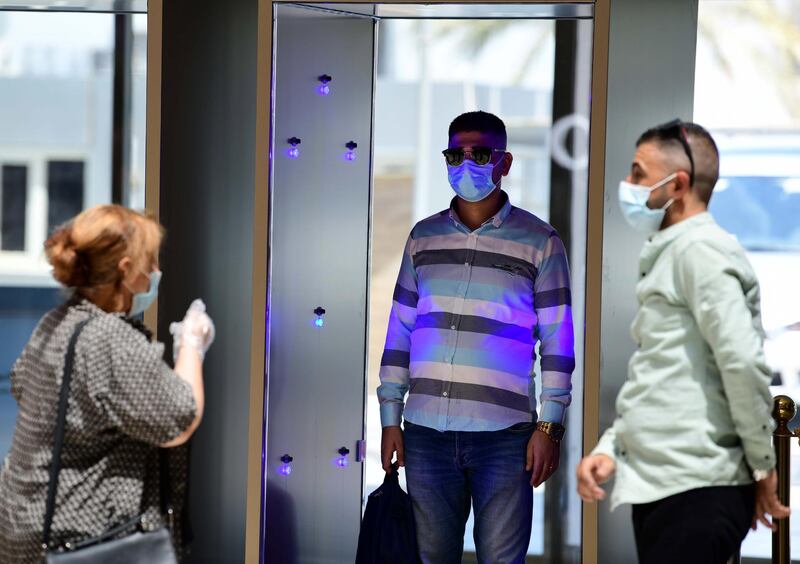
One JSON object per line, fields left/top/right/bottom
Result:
{"left": 536, "top": 421, "right": 565, "bottom": 444}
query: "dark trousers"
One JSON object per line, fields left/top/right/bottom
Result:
{"left": 632, "top": 485, "right": 755, "bottom": 564}
{"left": 403, "top": 421, "right": 535, "bottom": 564}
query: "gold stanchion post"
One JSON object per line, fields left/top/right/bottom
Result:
{"left": 772, "top": 395, "right": 795, "bottom": 564}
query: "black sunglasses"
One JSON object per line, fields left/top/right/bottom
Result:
{"left": 654, "top": 119, "right": 695, "bottom": 186}
{"left": 442, "top": 146, "right": 505, "bottom": 167}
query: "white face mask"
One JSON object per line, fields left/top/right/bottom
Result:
{"left": 618, "top": 173, "right": 677, "bottom": 233}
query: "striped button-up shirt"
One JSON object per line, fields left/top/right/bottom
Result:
{"left": 378, "top": 193, "right": 575, "bottom": 432}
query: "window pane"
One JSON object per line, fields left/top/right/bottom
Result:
{"left": 128, "top": 13, "right": 147, "bottom": 210}
{"left": 0, "top": 11, "right": 147, "bottom": 460}
{"left": 1, "top": 165, "right": 27, "bottom": 251}
{"left": 47, "top": 160, "right": 84, "bottom": 235}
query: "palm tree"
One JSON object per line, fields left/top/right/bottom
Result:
{"left": 430, "top": 20, "right": 553, "bottom": 85}
{"left": 429, "top": 2, "right": 800, "bottom": 124}
{"left": 697, "top": 1, "right": 800, "bottom": 122}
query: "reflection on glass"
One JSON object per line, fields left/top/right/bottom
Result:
{"left": 0, "top": 11, "right": 147, "bottom": 460}
{"left": 694, "top": 0, "right": 800, "bottom": 559}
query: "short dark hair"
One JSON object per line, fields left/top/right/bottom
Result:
{"left": 448, "top": 111, "right": 507, "bottom": 147}
{"left": 636, "top": 119, "right": 719, "bottom": 205}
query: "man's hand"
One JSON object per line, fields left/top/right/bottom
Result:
{"left": 753, "top": 469, "right": 790, "bottom": 530}
{"left": 526, "top": 430, "right": 560, "bottom": 487}
{"left": 576, "top": 454, "right": 616, "bottom": 502}
{"left": 381, "top": 426, "right": 404, "bottom": 474}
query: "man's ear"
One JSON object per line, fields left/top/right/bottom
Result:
{"left": 672, "top": 170, "right": 692, "bottom": 198}
{"left": 501, "top": 152, "right": 513, "bottom": 176}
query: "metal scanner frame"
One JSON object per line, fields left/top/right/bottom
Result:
{"left": 246, "top": 1, "right": 610, "bottom": 562}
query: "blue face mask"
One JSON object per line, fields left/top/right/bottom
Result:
{"left": 447, "top": 158, "right": 501, "bottom": 202}
{"left": 129, "top": 271, "right": 161, "bottom": 316}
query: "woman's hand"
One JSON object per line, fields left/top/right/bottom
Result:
{"left": 162, "top": 300, "right": 212, "bottom": 447}
{"left": 170, "top": 299, "right": 215, "bottom": 361}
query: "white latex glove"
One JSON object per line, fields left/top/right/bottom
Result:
{"left": 170, "top": 299, "right": 215, "bottom": 361}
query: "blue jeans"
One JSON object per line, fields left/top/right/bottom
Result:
{"left": 403, "top": 421, "right": 534, "bottom": 564}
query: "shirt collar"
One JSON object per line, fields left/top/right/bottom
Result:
{"left": 448, "top": 190, "right": 513, "bottom": 229}
{"left": 649, "top": 211, "right": 714, "bottom": 247}
{"left": 639, "top": 212, "right": 715, "bottom": 273}
{"left": 71, "top": 293, "right": 125, "bottom": 319}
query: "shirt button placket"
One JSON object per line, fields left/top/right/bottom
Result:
{"left": 442, "top": 379, "right": 452, "bottom": 398}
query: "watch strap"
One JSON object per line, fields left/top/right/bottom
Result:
{"left": 536, "top": 421, "right": 565, "bottom": 443}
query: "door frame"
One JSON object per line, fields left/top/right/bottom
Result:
{"left": 144, "top": 0, "right": 163, "bottom": 334}
{"left": 244, "top": 1, "right": 610, "bottom": 562}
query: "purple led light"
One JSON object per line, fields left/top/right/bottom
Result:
{"left": 287, "top": 137, "right": 302, "bottom": 159}
{"left": 278, "top": 463, "right": 292, "bottom": 476}
{"left": 344, "top": 141, "right": 358, "bottom": 162}
{"left": 317, "top": 74, "right": 332, "bottom": 96}
{"left": 337, "top": 456, "right": 348, "bottom": 468}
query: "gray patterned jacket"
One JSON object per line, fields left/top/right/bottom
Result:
{"left": 0, "top": 298, "right": 195, "bottom": 563}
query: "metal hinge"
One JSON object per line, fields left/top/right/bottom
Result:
{"left": 355, "top": 440, "right": 367, "bottom": 462}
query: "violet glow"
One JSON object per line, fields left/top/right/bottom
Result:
{"left": 344, "top": 141, "right": 358, "bottom": 162}
{"left": 287, "top": 137, "right": 302, "bottom": 159}
{"left": 317, "top": 74, "right": 332, "bottom": 96}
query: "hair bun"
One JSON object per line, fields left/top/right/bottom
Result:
{"left": 43, "top": 205, "right": 163, "bottom": 290}
{"left": 45, "top": 226, "right": 87, "bottom": 287}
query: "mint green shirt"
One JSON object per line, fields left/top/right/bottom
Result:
{"left": 593, "top": 212, "right": 776, "bottom": 509}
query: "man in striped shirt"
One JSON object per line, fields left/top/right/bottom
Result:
{"left": 378, "top": 111, "right": 575, "bottom": 563}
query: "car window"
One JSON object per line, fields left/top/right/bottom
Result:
{"left": 710, "top": 176, "right": 800, "bottom": 252}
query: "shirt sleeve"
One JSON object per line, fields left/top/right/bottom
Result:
{"left": 591, "top": 424, "right": 619, "bottom": 461}
{"left": 377, "top": 234, "right": 418, "bottom": 427}
{"left": 678, "top": 241, "right": 775, "bottom": 472}
{"left": 533, "top": 231, "right": 575, "bottom": 425}
{"left": 88, "top": 321, "right": 197, "bottom": 446}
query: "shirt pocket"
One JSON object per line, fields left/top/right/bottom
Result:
{"left": 488, "top": 263, "right": 535, "bottom": 300}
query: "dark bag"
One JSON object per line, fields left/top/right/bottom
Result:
{"left": 43, "top": 319, "right": 178, "bottom": 564}
{"left": 355, "top": 468, "right": 421, "bottom": 564}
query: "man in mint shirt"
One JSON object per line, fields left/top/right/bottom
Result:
{"left": 577, "top": 120, "right": 789, "bottom": 564}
